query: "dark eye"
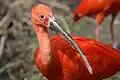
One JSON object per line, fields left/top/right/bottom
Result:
{"left": 40, "top": 15, "right": 45, "bottom": 20}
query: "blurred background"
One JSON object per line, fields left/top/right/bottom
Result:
{"left": 0, "top": 0, "right": 120, "bottom": 80}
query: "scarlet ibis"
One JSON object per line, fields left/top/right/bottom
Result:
{"left": 32, "top": 4, "right": 120, "bottom": 80}
{"left": 73, "top": 0, "right": 120, "bottom": 46}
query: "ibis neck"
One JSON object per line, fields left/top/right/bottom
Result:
{"left": 36, "top": 26, "right": 52, "bottom": 65}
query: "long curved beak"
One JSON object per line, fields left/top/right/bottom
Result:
{"left": 49, "top": 18, "right": 93, "bottom": 74}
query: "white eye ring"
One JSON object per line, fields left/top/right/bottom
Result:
{"left": 40, "top": 15, "right": 46, "bottom": 20}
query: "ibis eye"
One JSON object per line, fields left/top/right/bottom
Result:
{"left": 40, "top": 15, "right": 45, "bottom": 20}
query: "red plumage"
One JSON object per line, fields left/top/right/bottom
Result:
{"left": 36, "top": 34, "right": 120, "bottom": 80}
{"left": 73, "top": 0, "right": 120, "bottom": 46}
{"left": 32, "top": 4, "right": 120, "bottom": 80}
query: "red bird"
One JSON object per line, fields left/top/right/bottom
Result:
{"left": 73, "top": 0, "right": 120, "bottom": 46}
{"left": 32, "top": 4, "right": 120, "bottom": 80}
